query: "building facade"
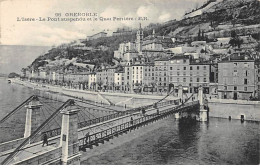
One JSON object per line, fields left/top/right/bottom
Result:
{"left": 218, "top": 60, "right": 256, "bottom": 100}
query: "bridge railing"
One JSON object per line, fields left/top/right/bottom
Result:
{"left": 42, "top": 99, "right": 178, "bottom": 139}
{"left": 78, "top": 100, "right": 199, "bottom": 149}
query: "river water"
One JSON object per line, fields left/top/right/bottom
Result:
{"left": 0, "top": 78, "right": 259, "bottom": 164}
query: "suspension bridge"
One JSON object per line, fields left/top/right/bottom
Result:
{"left": 0, "top": 85, "right": 208, "bottom": 165}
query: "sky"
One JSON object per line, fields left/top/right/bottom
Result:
{"left": 0, "top": 0, "right": 206, "bottom": 74}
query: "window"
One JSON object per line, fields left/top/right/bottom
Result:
{"left": 183, "top": 67, "right": 186, "bottom": 70}
{"left": 183, "top": 59, "right": 187, "bottom": 63}
{"left": 197, "top": 66, "right": 199, "bottom": 70}
{"left": 234, "top": 63, "right": 238, "bottom": 67}
{"left": 183, "top": 72, "right": 186, "bottom": 76}
{"left": 244, "top": 70, "right": 248, "bottom": 76}
{"left": 197, "top": 78, "right": 200, "bottom": 82}
{"left": 164, "top": 77, "right": 166, "bottom": 81}
{"left": 177, "top": 78, "right": 179, "bottom": 82}
{"left": 203, "top": 66, "right": 206, "bottom": 70}
{"left": 190, "top": 78, "right": 193, "bottom": 82}
{"left": 224, "top": 86, "right": 227, "bottom": 90}
{"left": 170, "top": 67, "right": 172, "bottom": 70}
{"left": 177, "top": 72, "right": 180, "bottom": 76}
{"left": 190, "top": 66, "right": 193, "bottom": 70}
{"left": 233, "top": 70, "right": 238, "bottom": 76}
{"left": 244, "top": 87, "right": 247, "bottom": 91}
{"left": 244, "top": 63, "right": 249, "bottom": 68}
{"left": 203, "top": 78, "right": 207, "bottom": 82}
{"left": 234, "top": 86, "right": 237, "bottom": 90}
{"left": 244, "top": 79, "right": 248, "bottom": 85}
{"left": 183, "top": 78, "right": 186, "bottom": 82}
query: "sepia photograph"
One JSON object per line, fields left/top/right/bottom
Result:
{"left": 0, "top": 0, "right": 259, "bottom": 165}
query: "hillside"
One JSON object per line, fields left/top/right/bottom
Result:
{"left": 27, "top": 0, "right": 260, "bottom": 72}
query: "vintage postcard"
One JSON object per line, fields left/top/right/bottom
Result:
{"left": 0, "top": 0, "right": 259, "bottom": 165}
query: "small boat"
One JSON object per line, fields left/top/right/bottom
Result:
{"left": 7, "top": 79, "right": 11, "bottom": 83}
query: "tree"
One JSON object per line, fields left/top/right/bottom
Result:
{"left": 198, "top": 29, "right": 201, "bottom": 41}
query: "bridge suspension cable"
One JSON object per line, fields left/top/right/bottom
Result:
{"left": 1, "top": 99, "right": 74, "bottom": 165}
{"left": 0, "top": 95, "right": 35, "bottom": 125}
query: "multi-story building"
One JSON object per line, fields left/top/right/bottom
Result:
{"left": 122, "top": 65, "right": 133, "bottom": 92}
{"left": 188, "top": 62, "right": 211, "bottom": 93}
{"left": 155, "top": 55, "right": 212, "bottom": 94}
{"left": 256, "top": 61, "right": 260, "bottom": 99}
{"left": 96, "top": 68, "right": 115, "bottom": 91}
{"left": 218, "top": 55, "right": 256, "bottom": 100}
{"left": 88, "top": 73, "right": 96, "bottom": 90}
{"left": 154, "top": 58, "right": 169, "bottom": 93}
{"left": 131, "top": 63, "right": 155, "bottom": 92}
{"left": 114, "top": 70, "right": 125, "bottom": 91}
{"left": 142, "top": 63, "right": 155, "bottom": 92}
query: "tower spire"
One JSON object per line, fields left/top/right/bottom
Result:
{"left": 136, "top": 23, "right": 143, "bottom": 54}
{"left": 152, "top": 29, "right": 155, "bottom": 38}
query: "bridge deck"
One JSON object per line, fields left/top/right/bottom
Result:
{"left": 0, "top": 91, "right": 199, "bottom": 165}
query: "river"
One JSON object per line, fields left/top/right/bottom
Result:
{"left": 0, "top": 78, "right": 259, "bottom": 164}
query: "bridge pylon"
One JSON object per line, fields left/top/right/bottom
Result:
{"left": 197, "top": 86, "right": 208, "bottom": 122}
{"left": 60, "top": 100, "right": 81, "bottom": 165}
{"left": 178, "top": 85, "right": 183, "bottom": 101}
{"left": 24, "top": 96, "right": 43, "bottom": 141}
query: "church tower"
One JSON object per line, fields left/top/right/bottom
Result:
{"left": 136, "top": 23, "right": 143, "bottom": 54}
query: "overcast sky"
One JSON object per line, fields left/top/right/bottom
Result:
{"left": 0, "top": 0, "right": 206, "bottom": 46}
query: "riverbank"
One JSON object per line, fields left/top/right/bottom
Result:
{"left": 208, "top": 98, "right": 260, "bottom": 121}
{"left": 10, "top": 79, "right": 179, "bottom": 108}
